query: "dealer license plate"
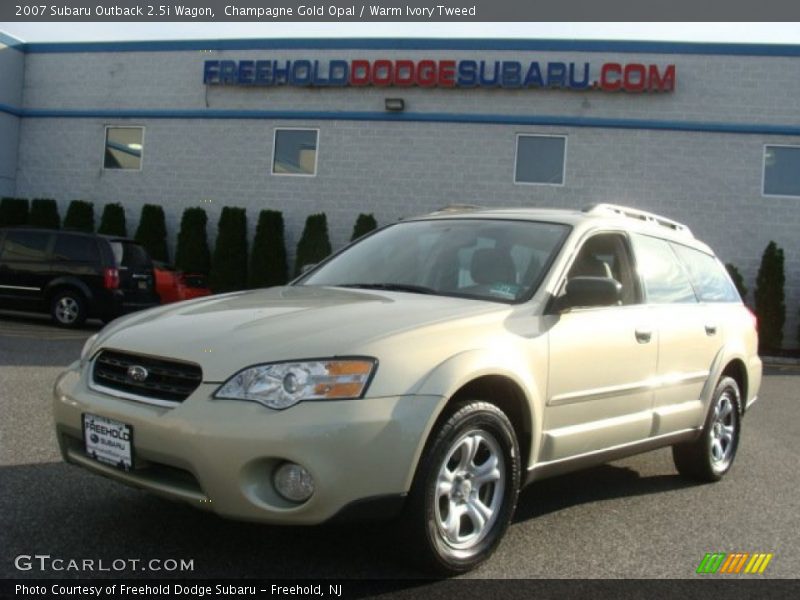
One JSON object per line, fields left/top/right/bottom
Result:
{"left": 83, "top": 413, "right": 133, "bottom": 470}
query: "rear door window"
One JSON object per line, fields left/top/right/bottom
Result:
{"left": 53, "top": 234, "right": 100, "bottom": 263}
{"left": 631, "top": 234, "right": 697, "bottom": 304}
{"left": 0, "top": 231, "right": 51, "bottom": 261}
{"left": 671, "top": 244, "right": 740, "bottom": 303}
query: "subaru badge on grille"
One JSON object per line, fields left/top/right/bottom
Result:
{"left": 127, "top": 365, "right": 149, "bottom": 382}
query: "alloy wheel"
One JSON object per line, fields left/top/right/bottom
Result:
{"left": 434, "top": 429, "right": 505, "bottom": 551}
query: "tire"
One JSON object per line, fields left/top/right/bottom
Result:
{"left": 672, "top": 376, "right": 741, "bottom": 482}
{"left": 50, "top": 289, "right": 88, "bottom": 328}
{"left": 401, "top": 401, "right": 521, "bottom": 575}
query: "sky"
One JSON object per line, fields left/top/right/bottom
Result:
{"left": 2, "top": 22, "right": 800, "bottom": 43}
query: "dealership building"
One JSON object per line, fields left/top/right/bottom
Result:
{"left": 0, "top": 34, "right": 798, "bottom": 344}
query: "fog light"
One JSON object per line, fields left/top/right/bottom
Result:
{"left": 273, "top": 462, "right": 314, "bottom": 502}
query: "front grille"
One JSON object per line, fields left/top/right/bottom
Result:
{"left": 92, "top": 350, "right": 202, "bottom": 403}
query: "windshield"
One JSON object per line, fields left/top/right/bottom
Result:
{"left": 299, "top": 219, "right": 569, "bottom": 303}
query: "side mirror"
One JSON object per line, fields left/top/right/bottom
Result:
{"left": 563, "top": 276, "right": 622, "bottom": 309}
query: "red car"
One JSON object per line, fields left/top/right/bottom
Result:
{"left": 153, "top": 263, "right": 212, "bottom": 304}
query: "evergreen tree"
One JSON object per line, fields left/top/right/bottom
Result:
{"left": 63, "top": 200, "right": 95, "bottom": 232}
{"left": 295, "top": 213, "right": 332, "bottom": 276}
{"left": 29, "top": 199, "right": 60, "bottom": 229}
{"left": 350, "top": 213, "right": 378, "bottom": 241}
{"left": 0, "top": 198, "right": 29, "bottom": 226}
{"left": 134, "top": 204, "right": 169, "bottom": 262}
{"left": 210, "top": 207, "right": 248, "bottom": 292}
{"left": 98, "top": 203, "right": 127, "bottom": 236}
{"left": 175, "top": 207, "right": 211, "bottom": 275}
{"left": 249, "top": 209, "right": 288, "bottom": 288}
{"left": 754, "top": 241, "right": 785, "bottom": 352}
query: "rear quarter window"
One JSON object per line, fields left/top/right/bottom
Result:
{"left": 110, "top": 242, "right": 152, "bottom": 269}
{"left": 671, "top": 243, "right": 740, "bottom": 303}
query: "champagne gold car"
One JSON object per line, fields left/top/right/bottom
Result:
{"left": 53, "top": 204, "right": 761, "bottom": 573}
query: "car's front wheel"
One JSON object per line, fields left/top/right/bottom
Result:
{"left": 673, "top": 376, "right": 741, "bottom": 482}
{"left": 403, "top": 401, "right": 521, "bottom": 574}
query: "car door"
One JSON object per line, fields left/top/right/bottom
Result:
{"left": 0, "top": 229, "right": 53, "bottom": 307}
{"left": 543, "top": 232, "right": 658, "bottom": 463}
{"left": 630, "top": 234, "right": 721, "bottom": 435}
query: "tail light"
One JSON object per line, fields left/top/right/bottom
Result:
{"left": 104, "top": 267, "right": 120, "bottom": 290}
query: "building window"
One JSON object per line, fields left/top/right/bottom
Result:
{"left": 763, "top": 145, "right": 800, "bottom": 197}
{"left": 104, "top": 126, "right": 144, "bottom": 170}
{"left": 272, "top": 128, "right": 319, "bottom": 176}
{"left": 514, "top": 134, "right": 566, "bottom": 185}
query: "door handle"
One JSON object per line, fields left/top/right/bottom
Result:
{"left": 705, "top": 323, "right": 718, "bottom": 336}
{"left": 635, "top": 328, "right": 652, "bottom": 344}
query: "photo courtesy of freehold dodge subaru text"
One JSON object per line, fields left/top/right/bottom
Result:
{"left": 53, "top": 204, "right": 761, "bottom": 573}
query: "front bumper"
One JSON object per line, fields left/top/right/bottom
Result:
{"left": 53, "top": 364, "right": 441, "bottom": 524}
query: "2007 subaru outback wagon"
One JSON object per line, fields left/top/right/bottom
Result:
{"left": 53, "top": 204, "right": 761, "bottom": 573}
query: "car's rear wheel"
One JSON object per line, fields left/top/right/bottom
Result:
{"left": 672, "top": 376, "right": 741, "bottom": 482}
{"left": 402, "top": 401, "right": 521, "bottom": 574}
{"left": 51, "top": 289, "right": 87, "bottom": 328}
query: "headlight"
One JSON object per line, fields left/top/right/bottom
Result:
{"left": 214, "top": 359, "right": 377, "bottom": 410}
{"left": 80, "top": 334, "right": 99, "bottom": 365}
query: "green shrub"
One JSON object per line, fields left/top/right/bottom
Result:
{"left": 134, "top": 204, "right": 169, "bottom": 262}
{"left": 249, "top": 209, "right": 288, "bottom": 288}
{"left": 724, "top": 263, "right": 748, "bottom": 301}
{"left": 29, "top": 199, "right": 60, "bottom": 229}
{"left": 98, "top": 203, "right": 127, "bottom": 237}
{"left": 295, "top": 213, "right": 332, "bottom": 277}
{"left": 0, "top": 198, "right": 29, "bottom": 226}
{"left": 210, "top": 207, "right": 248, "bottom": 293}
{"left": 63, "top": 200, "right": 95, "bottom": 232}
{"left": 350, "top": 213, "right": 378, "bottom": 241}
{"left": 754, "top": 241, "right": 785, "bottom": 353}
{"left": 175, "top": 207, "right": 211, "bottom": 275}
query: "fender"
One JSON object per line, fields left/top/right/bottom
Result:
{"left": 43, "top": 276, "right": 95, "bottom": 305}
{"left": 407, "top": 347, "right": 546, "bottom": 480}
{"left": 702, "top": 339, "right": 761, "bottom": 416}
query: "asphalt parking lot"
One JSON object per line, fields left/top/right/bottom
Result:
{"left": 1, "top": 310, "right": 798, "bottom": 581}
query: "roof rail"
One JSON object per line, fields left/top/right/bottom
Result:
{"left": 430, "top": 204, "right": 485, "bottom": 214}
{"left": 584, "top": 203, "right": 693, "bottom": 237}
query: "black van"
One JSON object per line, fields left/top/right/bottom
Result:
{"left": 0, "top": 228, "right": 159, "bottom": 327}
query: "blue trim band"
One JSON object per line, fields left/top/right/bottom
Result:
{"left": 0, "top": 103, "right": 23, "bottom": 117}
{"left": 1, "top": 102, "right": 800, "bottom": 137}
{"left": 0, "top": 30, "right": 25, "bottom": 50}
{"left": 14, "top": 38, "right": 800, "bottom": 57}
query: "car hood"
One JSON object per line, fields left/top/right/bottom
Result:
{"left": 95, "top": 285, "right": 509, "bottom": 382}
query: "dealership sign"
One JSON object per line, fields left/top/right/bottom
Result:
{"left": 203, "top": 59, "right": 676, "bottom": 92}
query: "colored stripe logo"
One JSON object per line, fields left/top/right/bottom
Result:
{"left": 696, "top": 552, "right": 774, "bottom": 574}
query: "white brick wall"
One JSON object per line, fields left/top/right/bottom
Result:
{"left": 0, "top": 43, "right": 24, "bottom": 196}
{"left": 9, "top": 45, "right": 800, "bottom": 346}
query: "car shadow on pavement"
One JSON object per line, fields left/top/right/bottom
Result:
{"left": 514, "top": 462, "right": 694, "bottom": 523}
{"left": 0, "top": 462, "right": 425, "bottom": 580}
{"left": 0, "top": 310, "right": 103, "bottom": 332}
{"left": 1, "top": 459, "right": 699, "bottom": 580}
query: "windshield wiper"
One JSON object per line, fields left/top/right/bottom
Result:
{"left": 338, "top": 283, "right": 438, "bottom": 295}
